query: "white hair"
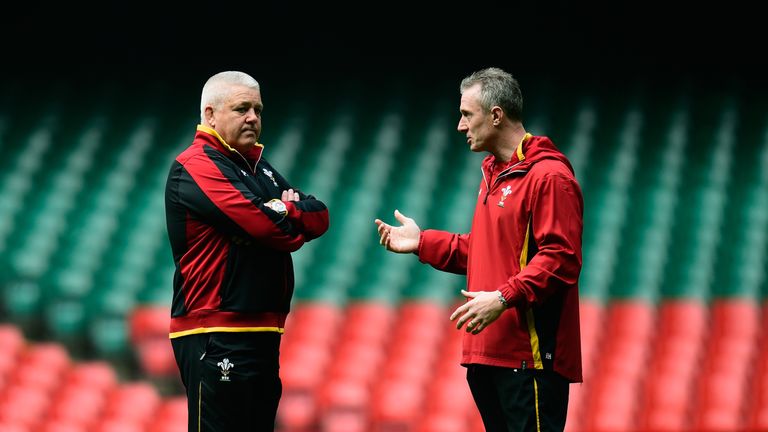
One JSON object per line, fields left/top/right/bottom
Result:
{"left": 199, "top": 71, "right": 260, "bottom": 123}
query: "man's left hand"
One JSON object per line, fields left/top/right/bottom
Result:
{"left": 450, "top": 290, "right": 507, "bottom": 335}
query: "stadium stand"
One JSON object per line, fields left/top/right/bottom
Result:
{"left": 0, "top": 70, "right": 766, "bottom": 431}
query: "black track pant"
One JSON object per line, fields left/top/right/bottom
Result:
{"left": 466, "top": 364, "right": 570, "bottom": 432}
{"left": 172, "top": 332, "right": 282, "bottom": 432}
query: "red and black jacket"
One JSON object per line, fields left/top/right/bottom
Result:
{"left": 165, "top": 126, "right": 329, "bottom": 339}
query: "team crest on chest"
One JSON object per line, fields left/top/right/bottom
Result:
{"left": 262, "top": 168, "right": 279, "bottom": 187}
{"left": 498, "top": 186, "right": 512, "bottom": 207}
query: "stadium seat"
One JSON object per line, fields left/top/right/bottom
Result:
{"left": 128, "top": 305, "right": 169, "bottom": 345}
{"left": 281, "top": 342, "right": 332, "bottom": 391}
{"left": 148, "top": 396, "right": 187, "bottom": 432}
{"left": 370, "top": 379, "right": 425, "bottom": 427}
{"left": 584, "top": 374, "right": 637, "bottom": 432}
{"left": 709, "top": 298, "right": 760, "bottom": 339}
{"left": 128, "top": 305, "right": 176, "bottom": 377}
{"left": 40, "top": 422, "right": 85, "bottom": 432}
{"left": 324, "top": 340, "right": 385, "bottom": 385}
{"left": 316, "top": 378, "right": 370, "bottom": 430}
{"left": 694, "top": 371, "right": 749, "bottom": 431}
{"left": 417, "top": 413, "right": 469, "bottom": 432}
{"left": 47, "top": 385, "right": 106, "bottom": 428}
{"left": 277, "top": 388, "right": 317, "bottom": 431}
{"left": 64, "top": 361, "right": 118, "bottom": 392}
{"left": 0, "top": 384, "right": 50, "bottom": 428}
{"left": 102, "top": 382, "right": 161, "bottom": 426}
{"left": 640, "top": 372, "right": 691, "bottom": 431}
{"left": 92, "top": 419, "right": 145, "bottom": 432}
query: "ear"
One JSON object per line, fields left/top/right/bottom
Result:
{"left": 204, "top": 105, "right": 215, "bottom": 127}
{"left": 491, "top": 106, "right": 504, "bottom": 126}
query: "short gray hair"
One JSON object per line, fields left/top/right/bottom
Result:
{"left": 459, "top": 67, "right": 523, "bottom": 121}
{"left": 200, "top": 71, "right": 260, "bottom": 123}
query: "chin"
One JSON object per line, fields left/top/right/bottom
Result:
{"left": 233, "top": 141, "right": 256, "bottom": 153}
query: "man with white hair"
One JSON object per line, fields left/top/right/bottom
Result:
{"left": 165, "top": 71, "right": 329, "bottom": 431}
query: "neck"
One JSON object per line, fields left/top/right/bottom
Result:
{"left": 492, "top": 124, "right": 527, "bottom": 162}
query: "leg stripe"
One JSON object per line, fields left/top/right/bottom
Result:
{"left": 534, "top": 377, "right": 541, "bottom": 432}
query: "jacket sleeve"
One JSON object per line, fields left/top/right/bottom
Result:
{"left": 270, "top": 165, "right": 330, "bottom": 241}
{"left": 501, "top": 172, "right": 583, "bottom": 306}
{"left": 285, "top": 198, "right": 330, "bottom": 241}
{"left": 179, "top": 153, "right": 305, "bottom": 252}
{"left": 417, "top": 229, "right": 470, "bottom": 275}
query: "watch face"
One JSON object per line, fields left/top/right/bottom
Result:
{"left": 266, "top": 200, "right": 287, "bottom": 214}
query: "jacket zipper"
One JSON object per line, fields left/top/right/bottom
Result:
{"left": 232, "top": 149, "right": 256, "bottom": 174}
{"left": 482, "top": 161, "right": 528, "bottom": 204}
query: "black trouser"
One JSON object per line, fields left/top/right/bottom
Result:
{"left": 171, "top": 332, "right": 282, "bottom": 432}
{"left": 466, "top": 364, "right": 570, "bottom": 432}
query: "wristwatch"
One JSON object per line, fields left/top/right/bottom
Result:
{"left": 265, "top": 199, "right": 287, "bottom": 215}
{"left": 497, "top": 291, "right": 509, "bottom": 308}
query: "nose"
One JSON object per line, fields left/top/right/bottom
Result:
{"left": 457, "top": 117, "right": 467, "bottom": 132}
{"left": 246, "top": 108, "right": 260, "bottom": 122}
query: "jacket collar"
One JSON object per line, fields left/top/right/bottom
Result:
{"left": 483, "top": 133, "right": 574, "bottom": 173}
{"left": 195, "top": 125, "right": 264, "bottom": 164}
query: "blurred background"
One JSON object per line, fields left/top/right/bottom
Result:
{"left": 1, "top": 5, "right": 767, "bottom": 432}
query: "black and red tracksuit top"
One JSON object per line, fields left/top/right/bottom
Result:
{"left": 164, "top": 125, "right": 329, "bottom": 339}
{"left": 418, "top": 135, "right": 583, "bottom": 383}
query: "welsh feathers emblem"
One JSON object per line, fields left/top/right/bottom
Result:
{"left": 498, "top": 186, "right": 512, "bottom": 207}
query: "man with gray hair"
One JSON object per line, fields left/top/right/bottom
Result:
{"left": 165, "top": 71, "right": 329, "bottom": 431}
{"left": 375, "top": 67, "right": 583, "bottom": 431}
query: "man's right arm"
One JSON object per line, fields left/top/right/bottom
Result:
{"left": 417, "top": 230, "right": 469, "bottom": 275}
{"left": 176, "top": 153, "right": 306, "bottom": 252}
{"left": 375, "top": 209, "right": 469, "bottom": 275}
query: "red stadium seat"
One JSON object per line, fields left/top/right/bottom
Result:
{"left": 47, "top": 385, "right": 106, "bottom": 428}
{"left": 578, "top": 299, "right": 604, "bottom": 380}
{"left": 750, "top": 403, "right": 768, "bottom": 432}
{"left": 128, "top": 305, "right": 169, "bottom": 345}
{"left": 640, "top": 372, "right": 692, "bottom": 431}
{"left": 283, "top": 301, "right": 341, "bottom": 346}
{"left": 317, "top": 379, "right": 370, "bottom": 431}
{"left": 277, "top": 388, "right": 317, "bottom": 431}
{"left": 370, "top": 379, "right": 425, "bottom": 427}
{"left": 136, "top": 338, "right": 177, "bottom": 377}
{"left": 747, "top": 320, "right": 768, "bottom": 431}
{"left": 342, "top": 302, "right": 395, "bottom": 344}
{"left": 149, "top": 396, "right": 187, "bottom": 432}
{"left": 0, "top": 384, "right": 50, "bottom": 428}
{"left": 92, "top": 419, "right": 144, "bottom": 432}
{"left": 657, "top": 299, "right": 707, "bottom": 338}
{"left": 586, "top": 374, "right": 638, "bottom": 432}
{"left": 128, "top": 305, "right": 175, "bottom": 377}
{"left": 417, "top": 412, "right": 469, "bottom": 432}
{"left": 0, "top": 325, "right": 25, "bottom": 359}
{"left": 709, "top": 299, "right": 759, "bottom": 339}
{"left": 102, "top": 382, "right": 161, "bottom": 425}
{"left": 22, "top": 342, "right": 71, "bottom": 371}
{"left": 281, "top": 343, "right": 332, "bottom": 391}
{"left": 324, "top": 341, "right": 385, "bottom": 385}
{"left": 319, "top": 408, "right": 369, "bottom": 432}
{"left": 40, "top": 422, "right": 85, "bottom": 432}
{"left": 423, "top": 374, "right": 474, "bottom": 418}
{"left": 694, "top": 371, "right": 749, "bottom": 431}
{"left": 318, "top": 378, "right": 370, "bottom": 412}
{"left": 0, "top": 422, "right": 28, "bottom": 432}
{"left": 64, "top": 361, "right": 119, "bottom": 392}
{"left": 604, "top": 300, "right": 655, "bottom": 340}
